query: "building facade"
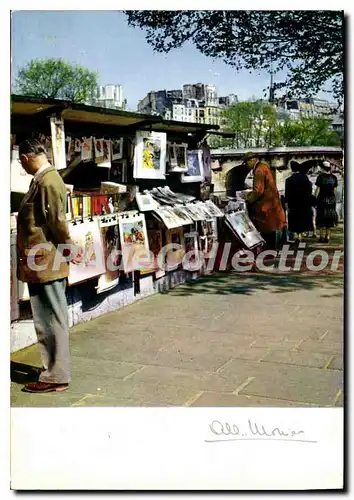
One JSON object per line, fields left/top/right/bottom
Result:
{"left": 137, "top": 83, "right": 236, "bottom": 126}
{"left": 91, "top": 84, "right": 126, "bottom": 110}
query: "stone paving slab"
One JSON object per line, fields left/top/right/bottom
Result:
{"left": 189, "top": 392, "right": 320, "bottom": 407}
{"left": 11, "top": 226, "right": 344, "bottom": 408}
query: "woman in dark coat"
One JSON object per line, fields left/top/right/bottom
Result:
{"left": 315, "top": 161, "right": 338, "bottom": 243}
{"left": 285, "top": 163, "right": 315, "bottom": 242}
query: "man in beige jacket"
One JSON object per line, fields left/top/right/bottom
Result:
{"left": 16, "top": 139, "right": 82, "bottom": 393}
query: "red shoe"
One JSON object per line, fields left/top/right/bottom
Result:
{"left": 23, "top": 382, "right": 69, "bottom": 393}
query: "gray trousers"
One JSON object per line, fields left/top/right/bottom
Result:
{"left": 28, "top": 278, "right": 71, "bottom": 384}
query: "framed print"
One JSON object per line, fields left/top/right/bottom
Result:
{"left": 175, "top": 143, "right": 188, "bottom": 171}
{"left": 136, "top": 192, "right": 160, "bottom": 212}
{"left": 81, "top": 137, "right": 93, "bottom": 161}
{"left": 153, "top": 207, "right": 180, "bottom": 229}
{"left": 50, "top": 116, "right": 67, "bottom": 170}
{"left": 112, "top": 138, "right": 123, "bottom": 161}
{"left": 110, "top": 160, "right": 128, "bottom": 183}
{"left": 97, "top": 223, "right": 120, "bottom": 293}
{"left": 134, "top": 131, "right": 166, "bottom": 180}
{"left": 225, "top": 211, "right": 265, "bottom": 249}
{"left": 118, "top": 213, "right": 150, "bottom": 273}
{"left": 180, "top": 150, "right": 204, "bottom": 183}
{"left": 68, "top": 219, "right": 106, "bottom": 285}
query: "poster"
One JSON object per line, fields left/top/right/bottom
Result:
{"left": 225, "top": 211, "right": 265, "bottom": 249}
{"left": 136, "top": 193, "right": 160, "bottom": 212}
{"left": 118, "top": 213, "right": 150, "bottom": 273}
{"left": 112, "top": 138, "right": 123, "bottom": 161}
{"left": 50, "top": 116, "right": 67, "bottom": 170}
{"left": 68, "top": 219, "right": 106, "bottom": 285}
{"left": 181, "top": 150, "right": 204, "bottom": 183}
{"left": 96, "top": 139, "right": 111, "bottom": 168}
{"left": 134, "top": 131, "right": 166, "bottom": 180}
{"left": 97, "top": 223, "right": 120, "bottom": 293}
{"left": 81, "top": 137, "right": 93, "bottom": 161}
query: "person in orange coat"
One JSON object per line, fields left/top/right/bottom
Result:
{"left": 244, "top": 152, "right": 286, "bottom": 249}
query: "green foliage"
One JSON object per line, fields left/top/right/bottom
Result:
{"left": 126, "top": 10, "right": 343, "bottom": 104}
{"left": 273, "top": 117, "right": 342, "bottom": 147}
{"left": 208, "top": 100, "right": 342, "bottom": 149}
{"left": 15, "top": 58, "right": 98, "bottom": 103}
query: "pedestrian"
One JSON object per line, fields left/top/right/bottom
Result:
{"left": 16, "top": 139, "right": 82, "bottom": 393}
{"left": 285, "top": 163, "right": 316, "bottom": 243}
{"left": 244, "top": 152, "right": 286, "bottom": 250}
{"left": 315, "top": 160, "right": 338, "bottom": 243}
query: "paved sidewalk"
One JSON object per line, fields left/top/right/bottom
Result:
{"left": 11, "top": 226, "right": 344, "bottom": 408}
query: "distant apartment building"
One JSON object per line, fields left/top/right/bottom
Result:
{"left": 137, "top": 83, "right": 237, "bottom": 126}
{"left": 90, "top": 84, "right": 126, "bottom": 110}
{"left": 276, "top": 97, "right": 339, "bottom": 121}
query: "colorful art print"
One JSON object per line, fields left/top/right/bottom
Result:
{"left": 68, "top": 219, "right": 106, "bottom": 285}
{"left": 81, "top": 137, "right": 93, "bottom": 161}
{"left": 94, "top": 138, "right": 105, "bottom": 162}
{"left": 134, "top": 131, "right": 166, "bottom": 180}
{"left": 136, "top": 192, "right": 160, "bottom": 212}
{"left": 225, "top": 211, "right": 264, "bottom": 249}
{"left": 175, "top": 143, "right": 188, "bottom": 170}
{"left": 181, "top": 150, "right": 204, "bottom": 183}
{"left": 50, "top": 117, "right": 67, "bottom": 170}
{"left": 109, "top": 160, "right": 128, "bottom": 183}
{"left": 112, "top": 138, "right": 123, "bottom": 161}
{"left": 97, "top": 224, "right": 120, "bottom": 293}
{"left": 97, "top": 139, "right": 112, "bottom": 168}
{"left": 119, "top": 214, "right": 150, "bottom": 273}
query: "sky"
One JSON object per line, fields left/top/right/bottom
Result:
{"left": 11, "top": 10, "right": 333, "bottom": 110}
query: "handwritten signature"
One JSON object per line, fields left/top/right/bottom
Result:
{"left": 206, "top": 420, "right": 317, "bottom": 443}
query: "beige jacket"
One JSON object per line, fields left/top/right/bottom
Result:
{"left": 17, "top": 166, "right": 73, "bottom": 283}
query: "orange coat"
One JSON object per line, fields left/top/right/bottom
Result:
{"left": 247, "top": 161, "right": 286, "bottom": 233}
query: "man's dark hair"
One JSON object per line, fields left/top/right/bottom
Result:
{"left": 19, "top": 139, "right": 47, "bottom": 157}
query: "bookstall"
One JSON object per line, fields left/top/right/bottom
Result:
{"left": 11, "top": 95, "right": 227, "bottom": 351}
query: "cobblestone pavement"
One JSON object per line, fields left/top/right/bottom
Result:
{"left": 11, "top": 225, "right": 344, "bottom": 407}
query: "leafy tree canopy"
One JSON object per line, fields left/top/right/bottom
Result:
{"left": 126, "top": 10, "right": 344, "bottom": 104}
{"left": 210, "top": 100, "right": 342, "bottom": 149}
{"left": 15, "top": 58, "right": 98, "bottom": 103}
